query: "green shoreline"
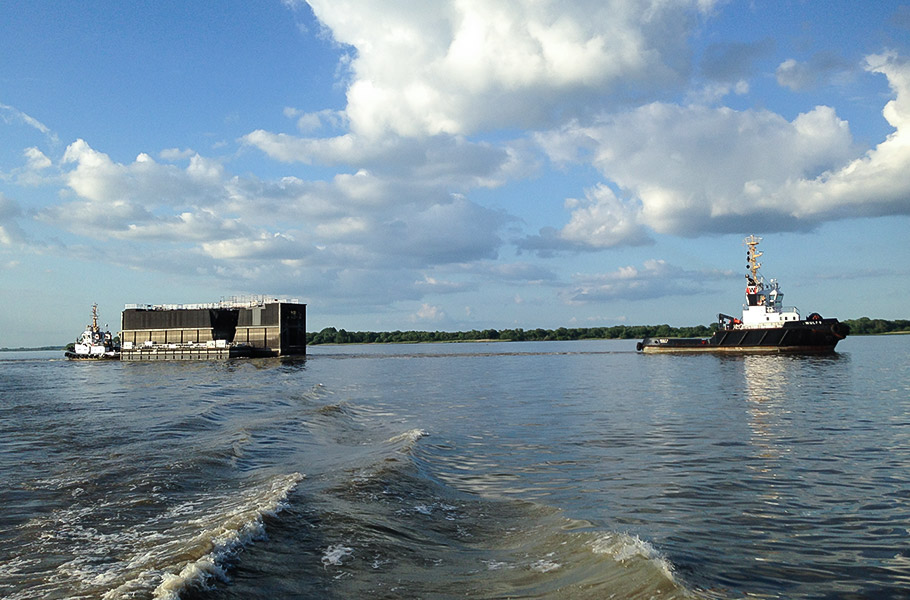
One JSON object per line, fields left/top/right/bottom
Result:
{"left": 303, "top": 317, "right": 908, "bottom": 345}
{"left": 0, "top": 346, "right": 65, "bottom": 352}
{"left": 4, "top": 318, "right": 907, "bottom": 351}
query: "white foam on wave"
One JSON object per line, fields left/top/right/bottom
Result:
{"left": 321, "top": 544, "right": 354, "bottom": 568}
{"left": 87, "top": 472, "right": 304, "bottom": 600}
{"left": 483, "top": 559, "right": 511, "bottom": 571}
{"left": 386, "top": 428, "right": 429, "bottom": 445}
{"left": 530, "top": 558, "right": 562, "bottom": 573}
{"left": 589, "top": 531, "right": 677, "bottom": 582}
{"left": 414, "top": 504, "right": 433, "bottom": 515}
{"left": 383, "top": 428, "right": 430, "bottom": 457}
{"left": 148, "top": 472, "right": 303, "bottom": 599}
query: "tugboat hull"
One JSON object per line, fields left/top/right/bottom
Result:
{"left": 637, "top": 319, "right": 849, "bottom": 353}
{"left": 64, "top": 351, "right": 120, "bottom": 360}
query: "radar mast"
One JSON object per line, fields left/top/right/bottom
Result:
{"left": 744, "top": 234, "right": 763, "bottom": 283}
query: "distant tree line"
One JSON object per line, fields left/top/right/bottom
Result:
{"left": 9, "top": 317, "right": 907, "bottom": 351}
{"left": 306, "top": 318, "right": 910, "bottom": 345}
{"left": 0, "top": 346, "right": 63, "bottom": 352}
{"left": 842, "top": 317, "right": 910, "bottom": 336}
{"left": 306, "top": 324, "right": 719, "bottom": 345}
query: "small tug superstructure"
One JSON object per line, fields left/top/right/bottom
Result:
{"left": 65, "top": 304, "right": 120, "bottom": 360}
{"left": 637, "top": 235, "right": 849, "bottom": 353}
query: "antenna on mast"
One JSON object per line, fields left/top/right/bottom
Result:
{"left": 744, "top": 235, "right": 763, "bottom": 282}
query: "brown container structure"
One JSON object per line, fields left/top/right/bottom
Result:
{"left": 120, "top": 299, "right": 306, "bottom": 360}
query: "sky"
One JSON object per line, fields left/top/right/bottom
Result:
{"left": 2, "top": 1, "right": 910, "bottom": 347}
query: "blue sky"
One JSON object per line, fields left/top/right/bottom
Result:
{"left": 2, "top": 1, "right": 909, "bottom": 347}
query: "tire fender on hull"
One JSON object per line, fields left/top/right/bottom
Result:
{"left": 831, "top": 322, "right": 849, "bottom": 339}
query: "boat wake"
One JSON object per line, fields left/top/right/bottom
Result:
{"left": 2, "top": 472, "right": 303, "bottom": 600}
{"left": 190, "top": 424, "right": 713, "bottom": 600}
{"left": 2, "top": 383, "right": 710, "bottom": 599}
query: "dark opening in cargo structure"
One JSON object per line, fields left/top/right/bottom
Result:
{"left": 120, "top": 299, "right": 306, "bottom": 360}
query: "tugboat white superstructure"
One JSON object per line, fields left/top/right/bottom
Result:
{"left": 637, "top": 235, "right": 849, "bottom": 353}
{"left": 65, "top": 304, "right": 120, "bottom": 360}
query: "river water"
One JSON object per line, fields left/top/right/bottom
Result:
{"left": 1, "top": 336, "right": 908, "bottom": 599}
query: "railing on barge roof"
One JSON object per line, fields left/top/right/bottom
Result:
{"left": 125, "top": 295, "right": 301, "bottom": 311}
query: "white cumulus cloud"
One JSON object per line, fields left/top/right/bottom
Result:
{"left": 777, "top": 52, "right": 910, "bottom": 219}
{"left": 537, "top": 101, "right": 856, "bottom": 244}
{"left": 305, "top": 0, "right": 716, "bottom": 138}
{"left": 530, "top": 52, "right": 910, "bottom": 249}
{"left": 411, "top": 302, "right": 447, "bottom": 323}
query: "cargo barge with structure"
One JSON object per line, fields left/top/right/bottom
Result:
{"left": 637, "top": 235, "right": 849, "bottom": 354}
{"left": 119, "top": 297, "right": 306, "bottom": 361}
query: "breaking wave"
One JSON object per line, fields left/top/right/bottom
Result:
{"left": 4, "top": 472, "right": 302, "bottom": 600}
{"left": 386, "top": 427, "right": 429, "bottom": 450}
{"left": 147, "top": 472, "right": 303, "bottom": 599}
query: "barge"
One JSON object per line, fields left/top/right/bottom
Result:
{"left": 119, "top": 297, "right": 306, "bottom": 361}
{"left": 637, "top": 235, "right": 849, "bottom": 354}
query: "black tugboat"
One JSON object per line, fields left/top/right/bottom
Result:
{"left": 637, "top": 235, "right": 849, "bottom": 353}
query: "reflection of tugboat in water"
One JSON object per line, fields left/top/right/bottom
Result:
{"left": 65, "top": 304, "right": 120, "bottom": 360}
{"left": 637, "top": 235, "right": 850, "bottom": 353}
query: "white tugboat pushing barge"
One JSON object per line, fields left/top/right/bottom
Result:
{"left": 65, "top": 304, "right": 120, "bottom": 360}
{"left": 637, "top": 235, "right": 849, "bottom": 353}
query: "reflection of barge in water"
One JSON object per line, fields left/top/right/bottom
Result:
{"left": 637, "top": 236, "right": 849, "bottom": 354}
{"left": 119, "top": 297, "right": 306, "bottom": 361}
